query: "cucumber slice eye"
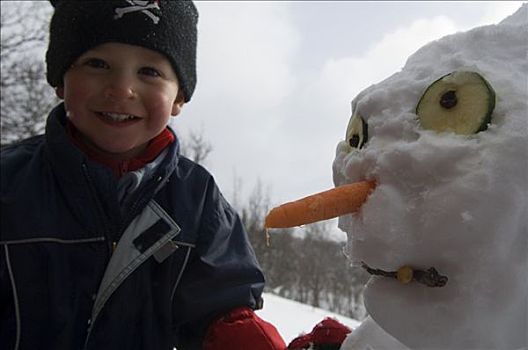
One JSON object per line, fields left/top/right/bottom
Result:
{"left": 416, "top": 71, "right": 496, "bottom": 135}
{"left": 346, "top": 113, "right": 368, "bottom": 149}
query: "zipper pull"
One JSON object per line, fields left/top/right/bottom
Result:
{"left": 119, "top": 160, "right": 130, "bottom": 177}
{"left": 112, "top": 241, "right": 117, "bottom": 253}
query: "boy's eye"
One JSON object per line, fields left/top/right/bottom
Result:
{"left": 139, "top": 67, "right": 162, "bottom": 77}
{"left": 84, "top": 58, "right": 108, "bottom": 69}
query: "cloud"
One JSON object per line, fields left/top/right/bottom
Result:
{"left": 174, "top": 2, "right": 301, "bottom": 201}
{"left": 273, "top": 16, "right": 461, "bottom": 182}
{"left": 476, "top": 1, "right": 526, "bottom": 26}
{"left": 193, "top": 2, "right": 300, "bottom": 108}
{"left": 311, "top": 16, "right": 459, "bottom": 109}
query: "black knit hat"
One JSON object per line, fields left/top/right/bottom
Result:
{"left": 46, "top": 0, "right": 198, "bottom": 102}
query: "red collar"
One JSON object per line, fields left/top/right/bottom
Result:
{"left": 66, "top": 122, "right": 175, "bottom": 178}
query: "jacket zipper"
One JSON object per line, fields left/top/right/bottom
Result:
{"left": 80, "top": 166, "right": 170, "bottom": 348}
{"left": 119, "top": 174, "right": 168, "bottom": 236}
{"left": 81, "top": 164, "right": 116, "bottom": 258}
{"left": 81, "top": 163, "right": 118, "bottom": 348}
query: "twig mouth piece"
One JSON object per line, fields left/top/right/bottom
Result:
{"left": 361, "top": 261, "right": 448, "bottom": 288}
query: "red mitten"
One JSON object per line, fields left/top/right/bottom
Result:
{"left": 288, "top": 317, "right": 352, "bottom": 350}
{"left": 203, "top": 307, "right": 287, "bottom": 350}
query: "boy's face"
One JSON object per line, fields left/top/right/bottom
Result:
{"left": 57, "top": 42, "right": 184, "bottom": 159}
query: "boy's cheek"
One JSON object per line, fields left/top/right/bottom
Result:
{"left": 146, "top": 91, "right": 181, "bottom": 116}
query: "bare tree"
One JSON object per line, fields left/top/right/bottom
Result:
{"left": 1, "top": 1, "right": 58, "bottom": 145}
{"left": 243, "top": 195, "right": 369, "bottom": 320}
{"left": 179, "top": 128, "right": 213, "bottom": 165}
{"left": 0, "top": 2, "right": 50, "bottom": 59}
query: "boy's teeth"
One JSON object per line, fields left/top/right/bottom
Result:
{"left": 101, "top": 112, "right": 137, "bottom": 121}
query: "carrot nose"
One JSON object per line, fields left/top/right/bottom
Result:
{"left": 264, "top": 180, "right": 376, "bottom": 229}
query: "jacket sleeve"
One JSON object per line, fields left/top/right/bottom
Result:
{"left": 171, "top": 178, "right": 267, "bottom": 349}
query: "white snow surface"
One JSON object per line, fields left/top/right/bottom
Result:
{"left": 256, "top": 293, "right": 360, "bottom": 344}
{"left": 330, "top": 4, "right": 528, "bottom": 350}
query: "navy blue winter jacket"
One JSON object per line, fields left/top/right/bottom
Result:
{"left": 0, "top": 104, "right": 265, "bottom": 350}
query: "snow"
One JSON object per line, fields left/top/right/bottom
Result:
{"left": 325, "top": 4, "right": 527, "bottom": 350}
{"left": 256, "top": 292, "right": 360, "bottom": 344}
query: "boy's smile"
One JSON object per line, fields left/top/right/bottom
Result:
{"left": 57, "top": 42, "right": 184, "bottom": 160}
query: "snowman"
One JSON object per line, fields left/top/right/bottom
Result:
{"left": 266, "top": 4, "right": 527, "bottom": 349}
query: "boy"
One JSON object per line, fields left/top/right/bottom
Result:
{"left": 0, "top": 1, "right": 287, "bottom": 349}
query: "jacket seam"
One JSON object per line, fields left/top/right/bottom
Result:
{"left": 0, "top": 237, "right": 106, "bottom": 245}
{"left": 4, "top": 245, "right": 21, "bottom": 350}
{"left": 148, "top": 200, "right": 180, "bottom": 229}
{"left": 170, "top": 246, "right": 192, "bottom": 302}
{"left": 171, "top": 241, "right": 195, "bottom": 248}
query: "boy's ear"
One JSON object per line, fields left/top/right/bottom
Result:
{"left": 171, "top": 90, "right": 186, "bottom": 117}
{"left": 55, "top": 86, "right": 65, "bottom": 99}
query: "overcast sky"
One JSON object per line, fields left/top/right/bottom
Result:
{"left": 172, "top": 1, "right": 525, "bottom": 210}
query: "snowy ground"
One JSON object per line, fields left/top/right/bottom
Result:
{"left": 257, "top": 292, "right": 360, "bottom": 344}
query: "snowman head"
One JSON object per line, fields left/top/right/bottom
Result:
{"left": 331, "top": 5, "right": 527, "bottom": 349}
{"left": 265, "top": 4, "right": 527, "bottom": 349}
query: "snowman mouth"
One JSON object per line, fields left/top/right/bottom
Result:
{"left": 361, "top": 261, "right": 448, "bottom": 288}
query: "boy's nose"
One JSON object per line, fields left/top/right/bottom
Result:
{"left": 103, "top": 75, "right": 137, "bottom": 101}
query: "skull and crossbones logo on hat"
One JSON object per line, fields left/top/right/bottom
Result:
{"left": 114, "top": 0, "right": 161, "bottom": 24}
